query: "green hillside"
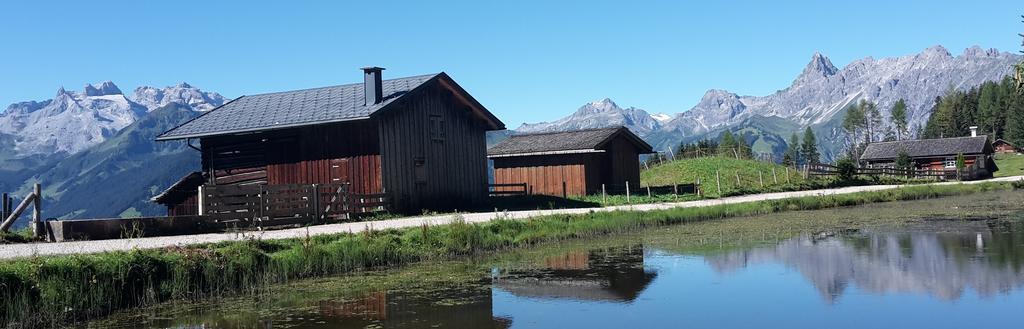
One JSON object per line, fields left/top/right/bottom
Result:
{"left": 994, "top": 153, "right": 1024, "bottom": 178}
{"left": 641, "top": 156, "right": 809, "bottom": 197}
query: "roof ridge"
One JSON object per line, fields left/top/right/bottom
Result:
{"left": 242, "top": 73, "right": 441, "bottom": 98}
{"left": 868, "top": 135, "right": 988, "bottom": 146}
{"left": 509, "top": 126, "right": 624, "bottom": 137}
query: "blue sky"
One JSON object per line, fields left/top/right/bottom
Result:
{"left": 0, "top": 1, "right": 1021, "bottom": 127}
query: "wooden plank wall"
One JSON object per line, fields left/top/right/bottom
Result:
{"left": 202, "top": 121, "right": 384, "bottom": 194}
{"left": 492, "top": 154, "right": 590, "bottom": 196}
{"left": 377, "top": 84, "right": 490, "bottom": 212}
{"left": 167, "top": 194, "right": 198, "bottom": 216}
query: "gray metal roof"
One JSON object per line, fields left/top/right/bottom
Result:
{"left": 156, "top": 73, "right": 439, "bottom": 140}
{"left": 487, "top": 126, "right": 654, "bottom": 157}
{"left": 860, "top": 136, "right": 993, "bottom": 161}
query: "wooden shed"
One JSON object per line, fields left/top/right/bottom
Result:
{"left": 487, "top": 127, "right": 653, "bottom": 197}
{"left": 993, "top": 139, "right": 1019, "bottom": 153}
{"left": 155, "top": 68, "right": 505, "bottom": 214}
{"left": 151, "top": 172, "right": 204, "bottom": 216}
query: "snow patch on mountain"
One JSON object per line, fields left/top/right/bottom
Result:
{"left": 131, "top": 82, "right": 227, "bottom": 112}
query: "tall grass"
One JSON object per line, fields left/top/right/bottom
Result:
{"left": 0, "top": 182, "right": 1016, "bottom": 327}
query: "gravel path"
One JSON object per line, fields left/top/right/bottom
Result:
{"left": 3, "top": 176, "right": 1021, "bottom": 260}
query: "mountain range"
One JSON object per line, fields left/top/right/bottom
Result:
{"left": 0, "top": 82, "right": 223, "bottom": 223}
{"left": 0, "top": 45, "right": 1019, "bottom": 221}
{"left": 516, "top": 45, "right": 1021, "bottom": 160}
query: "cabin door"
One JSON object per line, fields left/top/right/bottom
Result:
{"left": 330, "top": 158, "right": 350, "bottom": 184}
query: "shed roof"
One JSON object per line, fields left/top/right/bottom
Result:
{"left": 151, "top": 172, "right": 204, "bottom": 204}
{"left": 993, "top": 138, "right": 1015, "bottom": 146}
{"left": 860, "top": 136, "right": 993, "bottom": 161}
{"left": 487, "top": 126, "right": 654, "bottom": 157}
{"left": 156, "top": 72, "right": 503, "bottom": 140}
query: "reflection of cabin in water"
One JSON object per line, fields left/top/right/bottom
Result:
{"left": 154, "top": 68, "right": 505, "bottom": 214}
{"left": 493, "top": 246, "right": 657, "bottom": 302}
{"left": 316, "top": 289, "right": 511, "bottom": 328}
{"left": 488, "top": 127, "right": 654, "bottom": 197}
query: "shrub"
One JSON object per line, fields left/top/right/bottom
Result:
{"left": 836, "top": 158, "right": 857, "bottom": 181}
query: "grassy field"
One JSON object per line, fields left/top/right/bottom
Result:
{"left": 995, "top": 153, "right": 1024, "bottom": 178}
{"left": 0, "top": 181, "right": 1018, "bottom": 327}
{"left": 640, "top": 156, "right": 816, "bottom": 197}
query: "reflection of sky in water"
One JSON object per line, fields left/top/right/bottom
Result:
{"left": 492, "top": 231, "right": 1024, "bottom": 329}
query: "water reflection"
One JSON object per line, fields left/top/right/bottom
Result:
{"left": 92, "top": 219, "right": 1024, "bottom": 328}
{"left": 705, "top": 225, "right": 1024, "bottom": 302}
{"left": 493, "top": 246, "right": 657, "bottom": 302}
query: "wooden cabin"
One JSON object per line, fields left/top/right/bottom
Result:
{"left": 860, "top": 135, "right": 997, "bottom": 178}
{"left": 155, "top": 68, "right": 505, "bottom": 214}
{"left": 992, "top": 139, "right": 1019, "bottom": 154}
{"left": 487, "top": 127, "right": 654, "bottom": 197}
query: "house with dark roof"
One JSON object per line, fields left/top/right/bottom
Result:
{"left": 992, "top": 139, "right": 1019, "bottom": 153}
{"left": 487, "top": 127, "right": 654, "bottom": 197}
{"left": 155, "top": 68, "right": 505, "bottom": 214}
{"left": 860, "top": 133, "right": 997, "bottom": 178}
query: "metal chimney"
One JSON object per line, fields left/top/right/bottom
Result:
{"left": 969, "top": 126, "right": 978, "bottom": 137}
{"left": 362, "top": 67, "right": 385, "bottom": 105}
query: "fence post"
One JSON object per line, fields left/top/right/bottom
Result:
{"left": 647, "top": 185, "right": 652, "bottom": 198}
{"left": 759, "top": 171, "right": 764, "bottom": 188}
{"left": 311, "top": 183, "right": 320, "bottom": 222}
{"left": 735, "top": 172, "right": 740, "bottom": 186}
{"left": 1, "top": 193, "right": 7, "bottom": 223}
{"left": 197, "top": 185, "right": 206, "bottom": 216}
{"left": 32, "top": 183, "right": 41, "bottom": 239}
{"left": 785, "top": 167, "right": 791, "bottom": 184}
{"left": 716, "top": 171, "right": 722, "bottom": 195}
{"left": 626, "top": 181, "right": 631, "bottom": 204}
{"left": 673, "top": 184, "right": 678, "bottom": 201}
{"left": 772, "top": 168, "right": 778, "bottom": 184}
{"left": 602, "top": 184, "right": 606, "bottom": 204}
{"left": 696, "top": 177, "right": 702, "bottom": 197}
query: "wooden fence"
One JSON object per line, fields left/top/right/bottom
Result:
{"left": 489, "top": 183, "right": 529, "bottom": 197}
{"left": 201, "top": 183, "right": 388, "bottom": 229}
{"left": 1, "top": 184, "right": 43, "bottom": 238}
{"left": 807, "top": 163, "right": 985, "bottom": 180}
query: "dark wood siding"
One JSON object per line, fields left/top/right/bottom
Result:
{"left": 606, "top": 137, "right": 642, "bottom": 188}
{"left": 167, "top": 194, "right": 198, "bottom": 216}
{"left": 377, "top": 84, "right": 490, "bottom": 212}
{"left": 201, "top": 120, "right": 383, "bottom": 194}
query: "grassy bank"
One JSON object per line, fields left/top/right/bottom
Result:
{"left": 0, "top": 182, "right": 1018, "bottom": 327}
{"left": 995, "top": 153, "right": 1024, "bottom": 178}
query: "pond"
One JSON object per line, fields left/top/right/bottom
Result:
{"left": 88, "top": 191, "right": 1024, "bottom": 328}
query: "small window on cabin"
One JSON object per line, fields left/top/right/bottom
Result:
{"left": 944, "top": 158, "right": 956, "bottom": 169}
{"left": 429, "top": 115, "right": 445, "bottom": 142}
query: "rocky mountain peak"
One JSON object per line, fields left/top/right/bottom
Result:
{"left": 130, "top": 82, "right": 227, "bottom": 112}
{"left": 798, "top": 52, "right": 838, "bottom": 80}
{"left": 83, "top": 81, "right": 123, "bottom": 96}
{"left": 921, "top": 45, "right": 952, "bottom": 58}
